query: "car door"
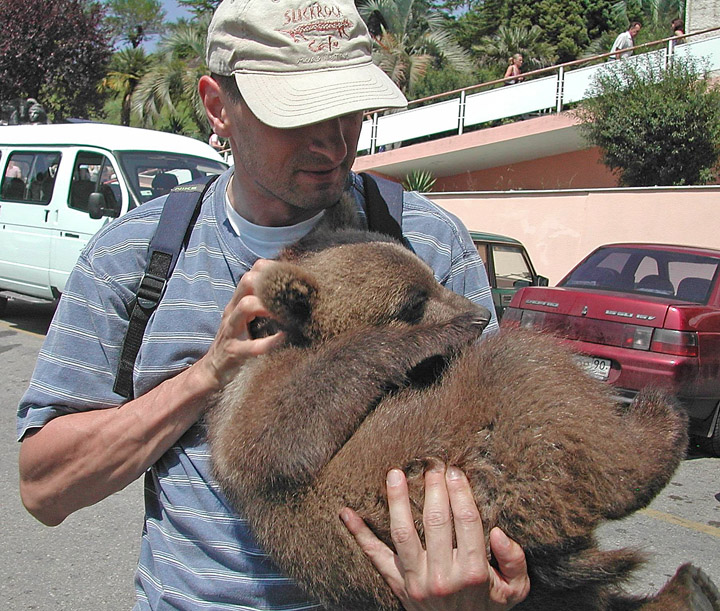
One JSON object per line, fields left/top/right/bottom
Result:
{"left": 0, "top": 150, "right": 61, "bottom": 300}
{"left": 48, "top": 150, "right": 126, "bottom": 294}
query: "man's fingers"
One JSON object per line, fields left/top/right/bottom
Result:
{"left": 489, "top": 527, "right": 531, "bottom": 603}
{"left": 224, "top": 295, "right": 271, "bottom": 334}
{"left": 422, "top": 466, "right": 454, "bottom": 577}
{"left": 386, "top": 469, "right": 424, "bottom": 564}
{"left": 446, "top": 466, "right": 487, "bottom": 569}
{"left": 224, "top": 258, "right": 276, "bottom": 312}
{"left": 340, "top": 507, "right": 403, "bottom": 590}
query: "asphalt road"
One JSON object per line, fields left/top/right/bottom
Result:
{"left": 1, "top": 298, "right": 719, "bottom": 610}
{"left": 2, "top": 299, "right": 143, "bottom": 610}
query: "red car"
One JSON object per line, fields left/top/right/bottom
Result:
{"left": 502, "top": 243, "right": 720, "bottom": 456}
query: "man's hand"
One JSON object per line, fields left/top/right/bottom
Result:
{"left": 195, "top": 258, "right": 286, "bottom": 390}
{"left": 341, "top": 466, "right": 530, "bottom": 610}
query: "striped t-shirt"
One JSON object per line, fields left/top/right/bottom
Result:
{"left": 17, "top": 168, "right": 498, "bottom": 610}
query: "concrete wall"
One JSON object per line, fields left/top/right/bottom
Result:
{"left": 687, "top": 0, "right": 720, "bottom": 37}
{"left": 430, "top": 187, "right": 720, "bottom": 285}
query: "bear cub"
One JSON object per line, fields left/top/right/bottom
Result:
{"left": 206, "top": 228, "right": 718, "bottom": 611}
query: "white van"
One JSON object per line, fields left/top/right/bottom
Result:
{"left": 0, "top": 123, "right": 228, "bottom": 314}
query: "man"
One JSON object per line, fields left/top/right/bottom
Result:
{"left": 610, "top": 22, "right": 642, "bottom": 59}
{"left": 17, "top": 0, "right": 530, "bottom": 608}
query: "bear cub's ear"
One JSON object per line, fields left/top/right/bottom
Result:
{"left": 251, "top": 262, "right": 319, "bottom": 345}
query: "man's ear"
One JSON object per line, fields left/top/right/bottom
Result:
{"left": 199, "top": 75, "right": 231, "bottom": 139}
{"left": 258, "top": 262, "right": 318, "bottom": 335}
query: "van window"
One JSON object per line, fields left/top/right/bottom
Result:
{"left": 1, "top": 151, "right": 61, "bottom": 204}
{"left": 117, "top": 151, "right": 226, "bottom": 204}
{"left": 70, "top": 152, "right": 122, "bottom": 212}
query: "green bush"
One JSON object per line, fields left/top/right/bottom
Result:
{"left": 575, "top": 53, "right": 720, "bottom": 186}
{"left": 403, "top": 170, "right": 437, "bottom": 192}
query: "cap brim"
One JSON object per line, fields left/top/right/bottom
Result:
{"left": 234, "top": 63, "right": 407, "bottom": 129}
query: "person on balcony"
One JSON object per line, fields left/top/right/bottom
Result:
{"left": 610, "top": 22, "right": 642, "bottom": 59}
{"left": 504, "top": 54, "right": 524, "bottom": 85}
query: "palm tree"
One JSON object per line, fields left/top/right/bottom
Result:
{"left": 100, "top": 47, "right": 152, "bottom": 126}
{"left": 131, "top": 17, "right": 210, "bottom": 135}
{"left": 472, "top": 25, "right": 557, "bottom": 75}
{"left": 358, "top": 0, "right": 475, "bottom": 96}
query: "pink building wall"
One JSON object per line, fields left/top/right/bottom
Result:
{"left": 431, "top": 188, "right": 720, "bottom": 285}
{"left": 433, "top": 147, "right": 618, "bottom": 191}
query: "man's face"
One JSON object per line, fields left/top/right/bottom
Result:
{"left": 227, "top": 98, "right": 363, "bottom": 224}
{"left": 630, "top": 24, "right": 641, "bottom": 37}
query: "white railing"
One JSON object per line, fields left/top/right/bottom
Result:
{"left": 358, "top": 27, "right": 720, "bottom": 155}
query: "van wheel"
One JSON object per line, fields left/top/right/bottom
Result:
{"left": 0, "top": 296, "right": 7, "bottom": 317}
{"left": 698, "top": 404, "right": 720, "bottom": 457}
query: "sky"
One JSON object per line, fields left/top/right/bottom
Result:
{"left": 143, "top": 0, "right": 193, "bottom": 51}
{"left": 161, "top": 0, "right": 192, "bottom": 22}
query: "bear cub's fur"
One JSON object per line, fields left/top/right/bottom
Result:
{"left": 206, "top": 226, "right": 718, "bottom": 611}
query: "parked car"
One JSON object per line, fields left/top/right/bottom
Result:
{"left": 470, "top": 231, "right": 548, "bottom": 319}
{"left": 502, "top": 243, "right": 720, "bottom": 456}
{"left": 0, "top": 123, "right": 227, "bottom": 315}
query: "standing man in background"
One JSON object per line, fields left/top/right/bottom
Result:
{"left": 610, "top": 22, "right": 642, "bottom": 59}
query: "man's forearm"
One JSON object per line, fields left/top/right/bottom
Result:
{"left": 18, "top": 363, "right": 216, "bottom": 526}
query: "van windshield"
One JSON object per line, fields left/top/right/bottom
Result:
{"left": 117, "top": 151, "right": 227, "bottom": 206}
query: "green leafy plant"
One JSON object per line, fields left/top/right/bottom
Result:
{"left": 403, "top": 169, "right": 437, "bottom": 192}
{"left": 575, "top": 53, "right": 720, "bottom": 186}
{"left": 0, "top": 0, "right": 112, "bottom": 122}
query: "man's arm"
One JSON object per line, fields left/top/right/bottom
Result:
{"left": 19, "top": 260, "right": 283, "bottom": 526}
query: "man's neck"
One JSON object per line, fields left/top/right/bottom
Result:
{"left": 227, "top": 173, "right": 325, "bottom": 227}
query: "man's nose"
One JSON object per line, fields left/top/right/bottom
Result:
{"left": 306, "top": 117, "right": 349, "bottom": 163}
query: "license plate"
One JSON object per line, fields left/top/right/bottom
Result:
{"left": 576, "top": 355, "right": 611, "bottom": 381}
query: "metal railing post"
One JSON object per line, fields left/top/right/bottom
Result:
{"left": 666, "top": 39, "right": 674, "bottom": 68}
{"left": 556, "top": 66, "right": 564, "bottom": 114}
{"left": 370, "top": 112, "right": 378, "bottom": 155}
{"left": 458, "top": 90, "right": 466, "bottom": 136}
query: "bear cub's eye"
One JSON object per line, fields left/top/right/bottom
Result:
{"left": 397, "top": 289, "right": 428, "bottom": 324}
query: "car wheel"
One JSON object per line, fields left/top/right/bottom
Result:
{"left": 0, "top": 296, "right": 7, "bottom": 317}
{"left": 698, "top": 405, "right": 720, "bottom": 457}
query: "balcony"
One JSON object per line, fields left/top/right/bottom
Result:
{"left": 353, "top": 27, "right": 720, "bottom": 186}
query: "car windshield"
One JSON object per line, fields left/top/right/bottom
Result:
{"left": 560, "top": 246, "right": 719, "bottom": 304}
{"left": 117, "top": 151, "right": 227, "bottom": 206}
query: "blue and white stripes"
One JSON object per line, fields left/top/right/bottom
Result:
{"left": 17, "top": 168, "right": 497, "bottom": 610}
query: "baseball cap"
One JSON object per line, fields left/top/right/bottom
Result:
{"left": 206, "top": 0, "right": 408, "bottom": 128}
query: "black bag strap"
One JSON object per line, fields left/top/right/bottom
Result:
{"left": 359, "top": 172, "right": 404, "bottom": 241}
{"left": 113, "top": 175, "right": 219, "bottom": 399}
{"left": 114, "top": 172, "right": 404, "bottom": 399}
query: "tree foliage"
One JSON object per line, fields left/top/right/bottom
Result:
{"left": 576, "top": 54, "right": 720, "bottom": 186}
{"left": 358, "top": 0, "right": 474, "bottom": 96}
{"left": 505, "top": 0, "right": 589, "bottom": 62}
{"left": 176, "top": 0, "right": 221, "bottom": 18}
{"left": 451, "top": 0, "right": 506, "bottom": 45}
{"left": 131, "top": 18, "right": 211, "bottom": 138}
{"left": 100, "top": 47, "right": 153, "bottom": 125}
{"left": 0, "top": 0, "right": 113, "bottom": 121}
{"left": 472, "top": 25, "right": 556, "bottom": 73}
{"left": 105, "top": 0, "right": 167, "bottom": 48}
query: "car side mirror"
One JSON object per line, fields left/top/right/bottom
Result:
{"left": 535, "top": 275, "right": 549, "bottom": 287}
{"left": 88, "top": 192, "right": 121, "bottom": 219}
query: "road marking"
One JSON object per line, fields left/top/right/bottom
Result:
{"left": 640, "top": 508, "right": 720, "bottom": 538}
{"left": 0, "top": 320, "right": 46, "bottom": 339}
